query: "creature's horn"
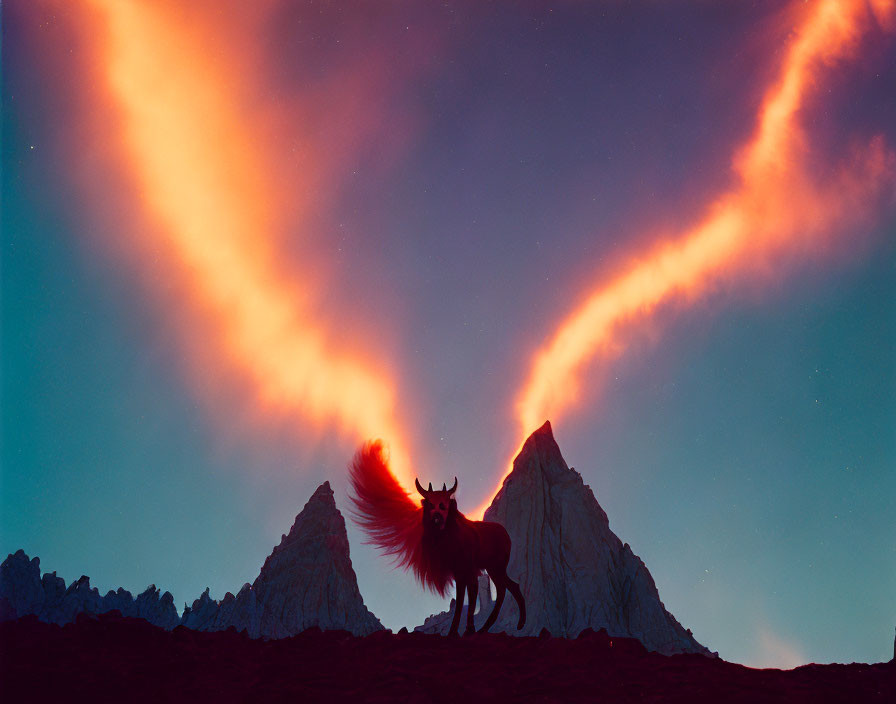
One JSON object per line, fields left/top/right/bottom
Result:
{"left": 442, "top": 482, "right": 447, "bottom": 491}
{"left": 415, "top": 478, "right": 428, "bottom": 498}
{"left": 448, "top": 476, "right": 458, "bottom": 495}
{"left": 428, "top": 482, "right": 433, "bottom": 492}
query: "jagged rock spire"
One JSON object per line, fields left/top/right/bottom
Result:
{"left": 418, "top": 421, "right": 712, "bottom": 656}
{"left": 0, "top": 549, "right": 180, "bottom": 629}
{"left": 183, "top": 481, "right": 383, "bottom": 637}
{"left": 3, "top": 482, "right": 383, "bottom": 638}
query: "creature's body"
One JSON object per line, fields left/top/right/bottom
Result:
{"left": 349, "top": 441, "right": 526, "bottom": 636}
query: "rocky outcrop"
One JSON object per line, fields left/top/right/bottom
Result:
{"left": 0, "top": 549, "right": 179, "bottom": 629}
{"left": 417, "top": 421, "right": 713, "bottom": 656}
{"left": 0, "top": 551, "right": 44, "bottom": 620}
{"left": 181, "top": 481, "right": 383, "bottom": 637}
{"left": 134, "top": 585, "right": 181, "bottom": 630}
{"left": 179, "top": 587, "right": 219, "bottom": 631}
{"left": 2, "top": 483, "right": 382, "bottom": 637}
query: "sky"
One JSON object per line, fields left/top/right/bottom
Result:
{"left": 2, "top": 0, "right": 894, "bottom": 668}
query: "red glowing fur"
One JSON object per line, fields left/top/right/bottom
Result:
{"left": 347, "top": 441, "right": 430, "bottom": 589}
{"left": 349, "top": 441, "right": 526, "bottom": 635}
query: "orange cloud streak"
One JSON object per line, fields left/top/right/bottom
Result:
{"left": 474, "top": 0, "right": 895, "bottom": 517}
{"left": 83, "top": 0, "right": 414, "bottom": 487}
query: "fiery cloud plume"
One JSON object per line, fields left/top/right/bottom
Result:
{"left": 82, "top": 0, "right": 415, "bottom": 486}
{"left": 71, "top": 0, "right": 892, "bottom": 515}
{"left": 474, "top": 0, "right": 895, "bottom": 516}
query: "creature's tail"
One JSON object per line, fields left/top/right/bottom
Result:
{"left": 348, "top": 441, "right": 423, "bottom": 574}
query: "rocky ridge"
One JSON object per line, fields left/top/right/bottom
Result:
{"left": 0, "top": 550, "right": 180, "bottom": 629}
{"left": 2, "top": 481, "right": 382, "bottom": 637}
{"left": 416, "top": 421, "right": 713, "bottom": 656}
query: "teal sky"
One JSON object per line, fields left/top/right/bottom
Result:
{"left": 3, "top": 1, "right": 894, "bottom": 667}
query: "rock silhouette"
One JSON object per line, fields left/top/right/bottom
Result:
{"left": 2, "top": 481, "right": 382, "bottom": 637}
{"left": 0, "top": 550, "right": 180, "bottom": 630}
{"left": 182, "top": 481, "right": 382, "bottom": 637}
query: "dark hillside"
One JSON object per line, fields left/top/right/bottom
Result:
{"left": 1, "top": 613, "right": 892, "bottom": 703}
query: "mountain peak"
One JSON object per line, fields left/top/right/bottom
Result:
{"left": 181, "top": 480, "right": 383, "bottom": 638}
{"left": 4, "top": 481, "right": 384, "bottom": 638}
{"left": 420, "top": 424, "right": 711, "bottom": 655}
{"left": 279, "top": 481, "right": 338, "bottom": 547}
{"left": 496, "top": 419, "right": 577, "bottom": 498}
{"left": 310, "top": 480, "right": 334, "bottom": 503}
{"left": 533, "top": 419, "right": 553, "bottom": 436}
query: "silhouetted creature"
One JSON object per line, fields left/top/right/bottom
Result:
{"left": 349, "top": 441, "right": 526, "bottom": 636}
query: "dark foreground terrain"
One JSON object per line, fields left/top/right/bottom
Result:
{"left": 1, "top": 613, "right": 893, "bottom": 703}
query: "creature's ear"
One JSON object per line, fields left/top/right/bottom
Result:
{"left": 449, "top": 498, "right": 457, "bottom": 513}
{"left": 420, "top": 499, "right": 429, "bottom": 509}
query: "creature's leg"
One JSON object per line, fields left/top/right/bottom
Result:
{"left": 478, "top": 573, "right": 506, "bottom": 634}
{"left": 447, "top": 579, "right": 465, "bottom": 637}
{"left": 505, "top": 577, "right": 526, "bottom": 630}
{"left": 464, "top": 580, "right": 477, "bottom": 635}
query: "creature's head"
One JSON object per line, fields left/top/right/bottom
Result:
{"left": 415, "top": 477, "right": 457, "bottom": 531}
